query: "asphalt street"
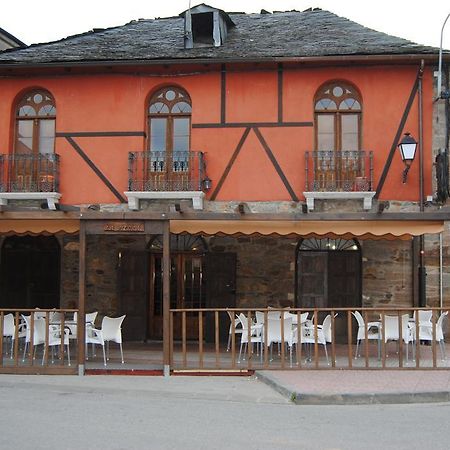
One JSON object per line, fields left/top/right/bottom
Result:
{"left": 0, "top": 375, "right": 449, "bottom": 450}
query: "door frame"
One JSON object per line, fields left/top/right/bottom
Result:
{"left": 295, "top": 237, "right": 362, "bottom": 308}
{"left": 147, "top": 234, "right": 208, "bottom": 340}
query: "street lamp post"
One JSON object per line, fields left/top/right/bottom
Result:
{"left": 437, "top": 13, "right": 450, "bottom": 100}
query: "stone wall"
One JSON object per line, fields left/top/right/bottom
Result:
{"left": 59, "top": 234, "right": 147, "bottom": 320}
{"left": 208, "top": 234, "right": 296, "bottom": 309}
{"left": 361, "top": 240, "right": 413, "bottom": 307}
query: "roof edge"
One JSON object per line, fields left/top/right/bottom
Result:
{"left": 0, "top": 53, "right": 445, "bottom": 70}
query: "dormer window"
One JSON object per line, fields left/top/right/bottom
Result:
{"left": 180, "top": 3, "right": 235, "bottom": 48}
{"left": 192, "top": 13, "right": 214, "bottom": 46}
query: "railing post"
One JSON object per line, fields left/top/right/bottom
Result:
{"left": 305, "top": 151, "right": 309, "bottom": 191}
{"left": 163, "top": 220, "right": 171, "bottom": 377}
{"left": 128, "top": 152, "right": 134, "bottom": 191}
{"left": 198, "top": 152, "right": 204, "bottom": 191}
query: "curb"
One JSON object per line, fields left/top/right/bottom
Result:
{"left": 255, "top": 371, "right": 450, "bottom": 405}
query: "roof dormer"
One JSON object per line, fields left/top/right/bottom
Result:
{"left": 180, "top": 3, "right": 235, "bottom": 49}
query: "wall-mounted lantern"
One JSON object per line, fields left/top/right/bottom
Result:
{"left": 202, "top": 176, "right": 212, "bottom": 191}
{"left": 398, "top": 132, "right": 418, "bottom": 183}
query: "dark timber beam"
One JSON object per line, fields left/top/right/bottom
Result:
{"left": 221, "top": 64, "right": 226, "bottom": 124}
{"left": 374, "top": 65, "right": 422, "bottom": 199}
{"left": 278, "top": 63, "right": 283, "bottom": 123}
{"left": 210, "top": 127, "right": 251, "bottom": 200}
{"left": 253, "top": 127, "right": 299, "bottom": 202}
{"left": 56, "top": 131, "right": 145, "bottom": 138}
{"left": 65, "top": 136, "right": 127, "bottom": 203}
{"left": 193, "top": 121, "right": 313, "bottom": 128}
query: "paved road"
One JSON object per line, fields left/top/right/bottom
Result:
{"left": 0, "top": 375, "right": 449, "bottom": 450}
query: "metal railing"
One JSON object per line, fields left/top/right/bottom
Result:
{"left": 305, "top": 150, "right": 373, "bottom": 192}
{"left": 0, "top": 153, "right": 60, "bottom": 193}
{"left": 0, "top": 309, "right": 77, "bottom": 374}
{"left": 169, "top": 307, "right": 450, "bottom": 371}
{"left": 128, "top": 151, "right": 205, "bottom": 192}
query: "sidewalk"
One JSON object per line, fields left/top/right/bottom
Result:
{"left": 256, "top": 370, "right": 450, "bottom": 405}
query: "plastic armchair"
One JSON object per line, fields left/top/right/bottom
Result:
{"left": 352, "top": 311, "right": 381, "bottom": 358}
{"left": 383, "top": 314, "right": 415, "bottom": 361}
{"left": 21, "top": 315, "right": 46, "bottom": 361}
{"left": 226, "top": 311, "right": 243, "bottom": 351}
{"left": 265, "top": 317, "right": 294, "bottom": 366}
{"left": 85, "top": 315, "right": 126, "bottom": 366}
{"left": 2, "top": 313, "right": 16, "bottom": 357}
{"left": 414, "top": 310, "right": 433, "bottom": 325}
{"left": 70, "top": 311, "right": 98, "bottom": 340}
{"left": 300, "top": 314, "right": 336, "bottom": 364}
{"left": 416, "top": 311, "right": 448, "bottom": 360}
{"left": 237, "top": 313, "right": 263, "bottom": 363}
{"left": 42, "top": 325, "right": 71, "bottom": 366}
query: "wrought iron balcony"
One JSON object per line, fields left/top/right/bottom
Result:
{"left": 305, "top": 150, "right": 373, "bottom": 192}
{"left": 128, "top": 151, "right": 206, "bottom": 192}
{"left": 0, "top": 153, "right": 60, "bottom": 193}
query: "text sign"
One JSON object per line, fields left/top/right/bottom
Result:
{"left": 103, "top": 222, "right": 145, "bottom": 232}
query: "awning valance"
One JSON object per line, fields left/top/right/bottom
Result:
{"left": 170, "top": 220, "right": 444, "bottom": 240}
{"left": 0, "top": 220, "right": 79, "bottom": 235}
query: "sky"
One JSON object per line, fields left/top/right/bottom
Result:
{"left": 2, "top": 0, "right": 450, "bottom": 50}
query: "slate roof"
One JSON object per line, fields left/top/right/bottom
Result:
{"left": 0, "top": 8, "right": 439, "bottom": 66}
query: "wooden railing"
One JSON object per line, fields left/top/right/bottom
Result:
{"left": 0, "top": 309, "right": 77, "bottom": 374}
{"left": 169, "top": 308, "right": 450, "bottom": 371}
{"left": 0, "top": 153, "right": 60, "bottom": 193}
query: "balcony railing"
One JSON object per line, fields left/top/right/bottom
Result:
{"left": 128, "top": 151, "right": 205, "bottom": 192}
{"left": 0, "top": 153, "right": 60, "bottom": 193}
{"left": 305, "top": 150, "right": 373, "bottom": 192}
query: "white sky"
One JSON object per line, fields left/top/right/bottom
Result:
{"left": 2, "top": 0, "right": 450, "bottom": 49}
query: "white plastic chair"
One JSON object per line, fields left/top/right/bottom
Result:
{"left": 416, "top": 311, "right": 448, "bottom": 360}
{"left": 43, "top": 324, "right": 71, "bottom": 366}
{"left": 265, "top": 317, "right": 294, "bottom": 366}
{"left": 2, "top": 313, "right": 16, "bottom": 357}
{"left": 70, "top": 311, "right": 98, "bottom": 340}
{"left": 300, "top": 314, "right": 335, "bottom": 364}
{"left": 382, "top": 314, "right": 415, "bottom": 361}
{"left": 352, "top": 311, "right": 381, "bottom": 358}
{"left": 86, "top": 315, "right": 126, "bottom": 366}
{"left": 226, "top": 311, "right": 243, "bottom": 351}
{"left": 414, "top": 310, "right": 433, "bottom": 325}
{"left": 21, "top": 315, "right": 46, "bottom": 361}
{"left": 237, "top": 313, "right": 262, "bottom": 363}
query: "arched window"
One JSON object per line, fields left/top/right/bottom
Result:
{"left": 15, "top": 89, "right": 56, "bottom": 155}
{"left": 146, "top": 86, "right": 192, "bottom": 190}
{"left": 314, "top": 81, "right": 361, "bottom": 151}
{"left": 13, "top": 89, "right": 57, "bottom": 192}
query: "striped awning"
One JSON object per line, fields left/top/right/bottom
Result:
{"left": 170, "top": 220, "right": 444, "bottom": 240}
{"left": 0, "top": 220, "right": 79, "bottom": 235}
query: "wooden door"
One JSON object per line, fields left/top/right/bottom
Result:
{"left": 297, "top": 252, "right": 327, "bottom": 309}
{"left": 118, "top": 251, "right": 148, "bottom": 341}
{"left": 149, "top": 253, "right": 205, "bottom": 340}
{"left": 328, "top": 251, "right": 361, "bottom": 341}
{"left": 204, "top": 253, "right": 237, "bottom": 343}
{"left": 328, "top": 252, "right": 360, "bottom": 308}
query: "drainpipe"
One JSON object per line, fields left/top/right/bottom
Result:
{"left": 440, "top": 232, "right": 443, "bottom": 309}
{"left": 418, "top": 60, "right": 426, "bottom": 307}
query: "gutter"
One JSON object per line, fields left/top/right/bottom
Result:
{"left": 0, "top": 53, "right": 448, "bottom": 70}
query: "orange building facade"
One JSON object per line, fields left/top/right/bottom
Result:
{"left": 0, "top": 6, "right": 449, "bottom": 373}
